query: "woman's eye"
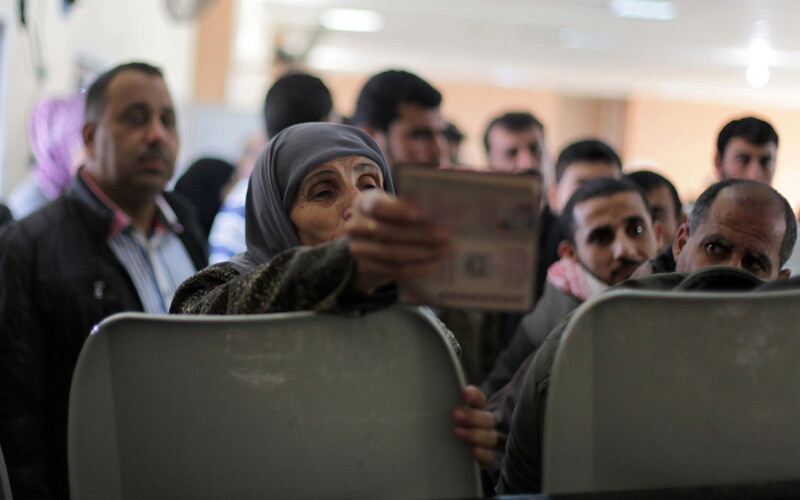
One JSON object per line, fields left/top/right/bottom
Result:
{"left": 312, "top": 189, "right": 333, "bottom": 199}
{"left": 358, "top": 175, "right": 380, "bottom": 191}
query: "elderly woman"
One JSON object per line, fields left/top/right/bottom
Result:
{"left": 171, "top": 122, "right": 496, "bottom": 465}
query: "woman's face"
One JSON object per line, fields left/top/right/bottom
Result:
{"left": 290, "top": 155, "right": 384, "bottom": 246}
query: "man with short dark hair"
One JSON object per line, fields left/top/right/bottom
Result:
{"left": 539, "top": 139, "right": 623, "bottom": 299}
{"left": 0, "top": 62, "right": 208, "bottom": 499}
{"left": 441, "top": 121, "right": 465, "bottom": 168}
{"left": 625, "top": 170, "right": 683, "bottom": 251}
{"left": 352, "top": 69, "right": 445, "bottom": 168}
{"left": 489, "top": 139, "right": 624, "bottom": 374}
{"left": 263, "top": 72, "right": 336, "bottom": 139}
{"left": 484, "top": 179, "right": 660, "bottom": 473}
{"left": 714, "top": 116, "right": 778, "bottom": 184}
{"left": 484, "top": 111, "right": 545, "bottom": 174}
{"left": 497, "top": 179, "right": 796, "bottom": 495}
{"left": 548, "top": 139, "right": 622, "bottom": 214}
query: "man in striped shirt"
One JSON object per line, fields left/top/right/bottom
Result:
{"left": 0, "top": 62, "right": 207, "bottom": 499}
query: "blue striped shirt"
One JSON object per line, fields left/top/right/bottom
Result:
{"left": 209, "top": 176, "right": 248, "bottom": 264}
{"left": 106, "top": 197, "right": 198, "bottom": 314}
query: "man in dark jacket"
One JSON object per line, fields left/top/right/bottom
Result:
{"left": 0, "top": 62, "right": 208, "bottom": 499}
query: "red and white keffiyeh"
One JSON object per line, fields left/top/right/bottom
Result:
{"left": 546, "top": 257, "right": 609, "bottom": 302}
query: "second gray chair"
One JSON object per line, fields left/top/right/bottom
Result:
{"left": 68, "top": 307, "right": 481, "bottom": 500}
{"left": 543, "top": 288, "right": 800, "bottom": 494}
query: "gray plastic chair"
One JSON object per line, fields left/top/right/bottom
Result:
{"left": 543, "top": 288, "right": 800, "bottom": 494}
{"left": 68, "top": 307, "right": 481, "bottom": 500}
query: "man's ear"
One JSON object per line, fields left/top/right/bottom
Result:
{"left": 557, "top": 240, "right": 578, "bottom": 261}
{"left": 778, "top": 268, "right": 791, "bottom": 280}
{"left": 358, "top": 123, "right": 380, "bottom": 141}
{"left": 82, "top": 122, "right": 97, "bottom": 161}
{"left": 653, "top": 219, "right": 665, "bottom": 249}
{"left": 672, "top": 222, "right": 690, "bottom": 261}
{"left": 547, "top": 184, "right": 559, "bottom": 215}
{"left": 358, "top": 124, "right": 387, "bottom": 154}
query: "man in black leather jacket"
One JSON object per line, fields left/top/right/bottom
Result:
{"left": 0, "top": 62, "right": 207, "bottom": 499}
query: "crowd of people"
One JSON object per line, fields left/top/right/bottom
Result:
{"left": 0, "top": 60, "right": 796, "bottom": 499}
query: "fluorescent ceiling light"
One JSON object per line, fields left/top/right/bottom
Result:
{"left": 610, "top": 0, "right": 676, "bottom": 21}
{"left": 307, "top": 46, "right": 359, "bottom": 71}
{"left": 559, "top": 28, "right": 615, "bottom": 50}
{"left": 489, "top": 66, "right": 533, "bottom": 88}
{"left": 319, "top": 8, "right": 385, "bottom": 33}
{"left": 747, "top": 38, "right": 771, "bottom": 64}
{"left": 746, "top": 64, "right": 770, "bottom": 88}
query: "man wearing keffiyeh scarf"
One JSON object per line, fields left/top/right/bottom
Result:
{"left": 483, "top": 177, "right": 661, "bottom": 475}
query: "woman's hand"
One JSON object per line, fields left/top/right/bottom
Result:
{"left": 346, "top": 191, "right": 453, "bottom": 293}
{"left": 452, "top": 385, "right": 499, "bottom": 467}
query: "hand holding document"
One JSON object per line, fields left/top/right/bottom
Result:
{"left": 394, "top": 166, "right": 542, "bottom": 311}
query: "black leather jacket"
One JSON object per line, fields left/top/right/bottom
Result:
{"left": 0, "top": 173, "right": 207, "bottom": 499}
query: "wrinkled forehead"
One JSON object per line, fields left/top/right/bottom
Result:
{"left": 701, "top": 190, "right": 786, "bottom": 250}
{"left": 299, "top": 155, "right": 383, "bottom": 183}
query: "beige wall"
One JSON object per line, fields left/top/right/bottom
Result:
{"left": 194, "top": 0, "right": 235, "bottom": 103}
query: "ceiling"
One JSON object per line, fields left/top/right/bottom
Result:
{"left": 242, "top": 0, "right": 800, "bottom": 108}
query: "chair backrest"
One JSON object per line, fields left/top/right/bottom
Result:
{"left": 543, "top": 288, "right": 800, "bottom": 494}
{"left": 0, "top": 442, "right": 11, "bottom": 500}
{"left": 68, "top": 307, "right": 481, "bottom": 500}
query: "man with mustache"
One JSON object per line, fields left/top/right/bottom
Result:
{"left": 482, "top": 177, "right": 660, "bottom": 474}
{"left": 483, "top": 111, "right": 545, "bottom": 174}
{"left": 484, "top": 141, "right": 624, "bottom": 393}
{"left": 0, "top": 62, "right": 207, "bottom": 499}
{"left": 484, "top": 139, "right": 624, "bottom": 395}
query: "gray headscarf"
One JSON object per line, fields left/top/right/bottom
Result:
{"left": 227, "top": 122, "right": 394, "bottom": 273}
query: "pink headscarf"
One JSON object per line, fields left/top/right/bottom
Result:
{"left": 29, "top": 95, "right": 86, "bottom": 199}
